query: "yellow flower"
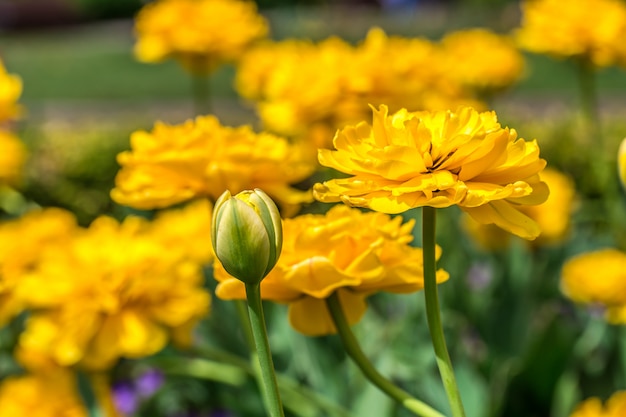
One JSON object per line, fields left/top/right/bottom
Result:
{"left": 16, "top": 214, "right": 210, "bottom": 370}
{"left": 523, "top": 168, "right": 576, "bottom": 245}
{"left": 0, "top": 208, "right": 78, "bottom": 325}
{"left": 618, "top": 137, "right": 626, "bottom": 190}
{"left": 463, "top": 167, "right": 576, "bottom": 249}
{"left": 561, "top": 249, "right": 626, "bottom": 323}
{"left": 0, "top": 130, "right": 27, "bottom": 186}
{"left": 214, "top": 204, "right": 448, "bottom": 336}
{"left": 314, "top": 105, "right": 549, "bottom": 239}
{"left": 111, "top": 115, "right": 315, "bottom": 215}
{"left": 134, "top": 0, "right": 268, "bottom": 73}
{"left": 0, "top": 371, "right": 86, "bottom": 417}
{"left": 516, "top": 0, "right": 626, "bottom": 67}
{"left": 235, "top": 28, "right": 482, "bottom": 148}
{"left": 149, "top": 198, "right": 214, "bottom": 264}
{"left": 0, "top": 59, "right": 23, "bottom": 124}
{"left": 440, "top": 28, "right": 525, "bottom": 93}
{"left": 570, "top": 391, "right": 626, "bottom": 417}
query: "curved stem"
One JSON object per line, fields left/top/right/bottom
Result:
{"left": 326, "top": 292, "right": 446, "bottom": 417}
{"left": 422, "top": 207, "right": 466, "bottom": 417}
{"left": 245, "top": 283, "right": 285, "bottom": 417}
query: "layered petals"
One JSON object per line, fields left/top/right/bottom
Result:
{"left": 214, "top": 205, "right": 448, "bottom": 336}
{"left": 134, "top": 0, "right": 268, "bottom": 73}
{"left": 9, "top": 206, "right": 211, "bottom": 371}
{"left": 314, "top": 105, "right": 548, "bottom": 239}
{"left": 111, "top": 115, "right": 316, "bottom": 215}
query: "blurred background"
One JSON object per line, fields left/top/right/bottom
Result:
{"left": 2, "top": 1, "right": 626, "bottom": 417}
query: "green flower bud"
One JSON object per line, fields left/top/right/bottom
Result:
{"left": 211, "top": 189, "right": 283, "bottom": 285}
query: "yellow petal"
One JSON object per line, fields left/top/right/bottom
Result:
{"left": 287, "top": 290, "right": 367, "bottom": 336}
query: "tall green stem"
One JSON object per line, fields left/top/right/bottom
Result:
{"left": 577, "top": 58, "right": 600, "bottom": 142}
{"left": 190, "top": 55, "right": 211, "bottom": 115}
{"left": 326, "top": 293, "right": 446, "bottom": 417}
{"left": 192, "top": 72, "right": 211, "bottom": 115}
{"left": 245, "top": 283, "right": 285, "bottom": 417}
{"left": 422, "top": 207, "right": 466, "bottom": 417}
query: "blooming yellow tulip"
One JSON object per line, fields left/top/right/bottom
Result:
{"left": 214, "top": 205, "right": 448, "bottom": 336}
{"left": 314, "top": 105, "right": 549, "bottom": 239}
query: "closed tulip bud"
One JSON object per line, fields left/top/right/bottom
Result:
{"left": 619, "top": 137, "right": 626, "bottom": 191}
{"left": 211, "top": 189, "right": 282, "bottom": 285}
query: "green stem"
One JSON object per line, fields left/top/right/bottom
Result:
{"left": 576, "top": 58, "right": 609, "bottom": 193}
{"left": 576, "top": 58, "right": 600, "bottom": 141}
{"left": 194, "top": 344, "right": 355, "bottom": 417}
{"left": 422, "top": 207, "right": 466, "bottom": 417}
{"left": 190, "top": 56, "right": 211, "bottom": 115}
{"left": 245, "top": 283, "right": 285, "bottom": 417}
{"left": 235, "top": 299, "right": 257, "bottom": 351}
{"left": 326, "top": 292, "right": 446, "bottom": 417}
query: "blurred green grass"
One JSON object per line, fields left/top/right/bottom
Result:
{"left": 2, "top": 10, "right": 626, "bottom": 104}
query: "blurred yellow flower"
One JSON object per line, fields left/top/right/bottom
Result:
{"left": 149, "top": 198, "right": 214, "bottom": 264}
{"left": 235, "top": 28, "right": 482, "bottom": 148}
{"left": 134, "top": 0, "right": 268, "bottom": 73}
{"left": 0, "top": 130, "right": 27, "bottom": 186}
{"left": 0, "top": 59, "right": 23, "bottom": 124}
{"left": 561, "top": 248, "right": 626, "bottom": 323}
{"left": 0, "top": 371, "right": 86, "bottom": 417}
{"left": 214, "top": 204, "right": 448, "bottom": 336}
{"left": 0, "top": 208, "right": 78, "bottom": 325}
{"left": 111, "top": 115, "right": 315, "bottom": 216}
{"left": 16, "top": 214, "right": 210, "bottom": 370}
{"left": 570, "top": 391, "right": 626, "bottom": 417}
{"left": 516, "top": 0, "right": 626, "bottom": 67}
{"left": 618, "top": 137, "right": 626, "bottom": 190}
{"left": 463, "top": 167, "right": 576, "bottom": 249}
{"left": 440, "top": 28, "right": 525, "bottom": 93}
{"left": 314, "top": 105, "right": 549, "bottom": 239}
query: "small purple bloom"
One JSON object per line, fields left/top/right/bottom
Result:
{"left": 136, "top": 368, "right": 165, "bottom": 398}
{"left": 113, "top": 382, "right": 139, "bottom": 416}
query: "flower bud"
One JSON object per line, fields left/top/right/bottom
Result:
{"left": 619, "top": 137, "right": 626, "bottom": 191}
{"left": 211, "top": 189, "right": 282, "bottom": 285}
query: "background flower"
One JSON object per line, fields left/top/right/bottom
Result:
{"left": 440, "top": 28, "right": 525, "bottom": 95}
{"left": 560, "top": 248, "right": 626, "bottom": 323}
{"left": 134, "top": 0, "right": 268, "bottom": 74}
{"left": 235, "top": 28, "right": 483, "bottom": 149}
{"left": 214, "top": 204, "right": 448, "bottom": 336}
{"left": 569, "top": 391, "right": 626, "bottom": 417}
{"left": 14, "top": 213, "right": 211, "bottom": 370}
{"left": 515, "top": 0, "right": 626, "bottom": 67}
{"left": 0, "top": 371, "right": 86, "bottom": 417}
{"left": 0, "top": 130, "right": 27, "bottom": 187}
{"left": 111, "top": 115, "right": 315, "bottom": 215}
{"left": 314, "top": 105, "right": 549, "bottom": 239}
{"left": 0, "top": 208, "right": 78, "bottom": 325}
{"left": 462, "top": 167, "right": 576, "bottom": 249}
{"left": 0, "top": 59, "right": 23, "bottom": 124}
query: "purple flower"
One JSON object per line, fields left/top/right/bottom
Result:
{"left": 136, "top": 368, "right": 165, "bottom": 398}
{"left": 113, "top": 382, "right": 139, "bottom": 416}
